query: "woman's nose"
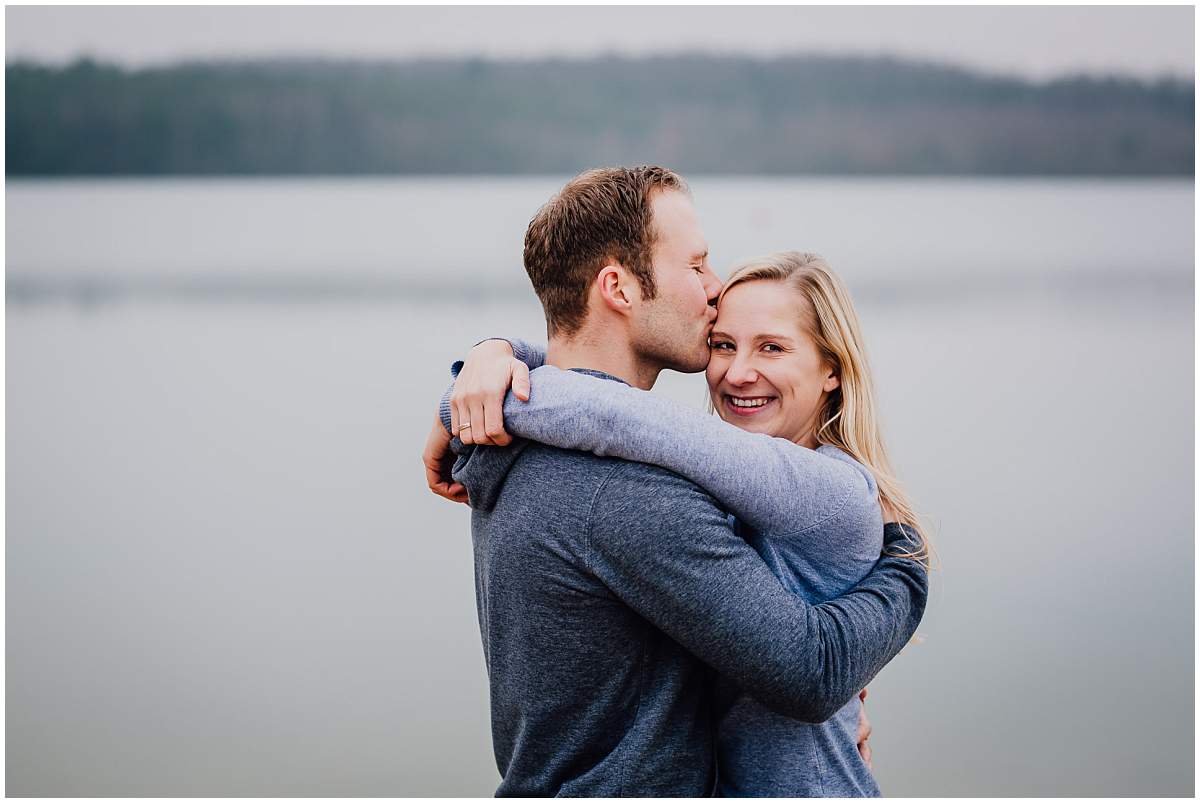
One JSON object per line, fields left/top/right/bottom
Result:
{"left": 726, "top": 354, "right": 758, "bottom": 385}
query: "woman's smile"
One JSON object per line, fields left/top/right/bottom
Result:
{"left": 723, "top": 394, "right": 779, "bottom": 417}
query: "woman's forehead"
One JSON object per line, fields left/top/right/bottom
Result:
{"left": 716, "top": 280, "right": 811, "bottom": 331}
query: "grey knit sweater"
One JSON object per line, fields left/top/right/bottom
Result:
{"left": 438, "top": 359, "right": 926, "bottom": 796}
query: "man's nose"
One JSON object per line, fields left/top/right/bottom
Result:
{"left": 702, "top": 264, "right": 722, "bottom": 306}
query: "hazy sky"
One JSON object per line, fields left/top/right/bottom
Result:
{"left": 6, "top": 6, "right": 1195, "bottom": 80}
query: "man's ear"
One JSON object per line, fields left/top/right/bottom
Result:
{"left": 596, "top": 263, "right": 639, "bottom": 315}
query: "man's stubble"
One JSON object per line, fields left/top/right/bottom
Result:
{"left": 631, "top": 293, "right": 712, "bottom": 379}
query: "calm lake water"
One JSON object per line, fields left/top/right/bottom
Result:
{"left": 6, "top": 177, "right": 1194, "bottom": 796}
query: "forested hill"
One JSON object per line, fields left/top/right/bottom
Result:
{"left": 6, "top": 55, "right": 1194, "bottom": 176}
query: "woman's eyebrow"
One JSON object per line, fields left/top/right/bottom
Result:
{"left": 708, "top": 331, "right": 796, "bottom": 344}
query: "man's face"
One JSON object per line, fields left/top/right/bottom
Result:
{"left": 632, "top": 190, "right": 721, "bottom": 374}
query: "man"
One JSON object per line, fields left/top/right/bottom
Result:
{"left": 422, "top": 166, "right": 924, "bottom": 796}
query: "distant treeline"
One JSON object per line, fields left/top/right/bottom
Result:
{"left": 6, "top": 55, "right": 1194, "bottom": 175}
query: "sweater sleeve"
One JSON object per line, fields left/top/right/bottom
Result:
{"left": 478, "top": 365, "right": 881, "bottom": 538}
{"left": 588, "top": 461, "right": 927, "bottom": 722}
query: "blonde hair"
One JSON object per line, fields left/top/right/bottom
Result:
{"left": 718, "top": 252, "right": 932, "bottom": 569}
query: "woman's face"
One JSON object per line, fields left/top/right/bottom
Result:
{"left": 705, "top": 280, "right": 840, "bottom": 446}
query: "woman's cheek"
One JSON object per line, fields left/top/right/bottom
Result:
{"left": 705, "top": 362, "right": 721, "bottom": 391}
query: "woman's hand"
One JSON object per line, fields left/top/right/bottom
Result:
{"left": 450, "top": 339, "right": 531, "bottom": 446}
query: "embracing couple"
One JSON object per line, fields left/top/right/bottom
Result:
{"left": 422, "top": 166, "right": 929, "bottom": 797}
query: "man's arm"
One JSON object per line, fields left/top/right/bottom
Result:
{"left": 587, "top": 463, "right": 927, "bottom": 723}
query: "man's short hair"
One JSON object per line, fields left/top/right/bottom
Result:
{"left": 523, "top": 165, "right": 689, "bottom": 338}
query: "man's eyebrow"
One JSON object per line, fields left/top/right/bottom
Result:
{"left": 690, "top": 249, "right": 709, "bottom": 261}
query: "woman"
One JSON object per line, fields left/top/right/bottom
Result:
{"left": 439, "top": 252, "right": 927, "bottom": 796}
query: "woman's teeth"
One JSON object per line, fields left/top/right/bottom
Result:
{"left": 730, "top": 397, "right": 770, "bottom": 408}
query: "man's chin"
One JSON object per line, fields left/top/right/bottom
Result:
{"left": 641, "top": 340, "right": 710, "bottom": 375}
{"left": 669, "top": 351, "right": 711, "bottom": 375}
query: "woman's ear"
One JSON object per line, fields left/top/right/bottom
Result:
{"left": 823, "top": 369, "right": 841, "bottom": 393}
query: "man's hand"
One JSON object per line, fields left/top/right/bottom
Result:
{"left": 857, "top": 687, "right": 873, "bottom": 770}
{"left": 450, "top": 339, "right": 531, "bottom": 447}
{"left": 423, "top": 417, "right": 469, "bottom": 504}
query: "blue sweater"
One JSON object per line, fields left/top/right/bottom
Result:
{"left": 439, "top": 353, "right": 926, "bottom": 796}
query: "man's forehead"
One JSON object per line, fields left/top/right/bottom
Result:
{"left": 651, "top": 187, "right": 695, "bottom": 218}
{"left": 651, "top": 190, "right": 707, "bottom": 253}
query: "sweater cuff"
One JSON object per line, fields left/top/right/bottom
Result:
{"left": 477, "top": 336, "right": 549, "bottom": 367}
{"left": 506, "top": 338, "right": 534, "bottom": 367}
{"left": 438, "top": 386, "right": 454, "bottom": 434}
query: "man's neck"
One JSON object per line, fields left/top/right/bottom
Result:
{"left": 546, "top": 331, "right": 661, "bottom": 390}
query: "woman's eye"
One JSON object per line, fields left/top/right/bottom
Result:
{"left": 710, "top": 341, "right": 734, "bottom": 351}
{"left": 763, "top": 343, "right": 783, "bottom": 353}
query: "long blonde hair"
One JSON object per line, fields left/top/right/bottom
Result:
{"left": 718, "top": 252, "right": 931, "bottom": 568}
